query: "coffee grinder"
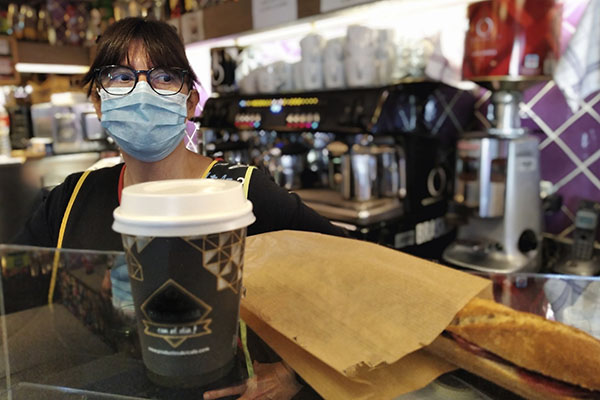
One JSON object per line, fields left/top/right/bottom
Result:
{"left": 443, "top": 0, "right": 562, "bottom": 273}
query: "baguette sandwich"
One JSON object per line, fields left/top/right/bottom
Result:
{"left": 425, "top": 298, "right": 600, "bottom": 400}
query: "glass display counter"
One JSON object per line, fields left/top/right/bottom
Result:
{"left": 0, "top": 245, "right": 248, "bottom": 400}
{"left": 0, "top": 244, "right": 598, "bottom": 399}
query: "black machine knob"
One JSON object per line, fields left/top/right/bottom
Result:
{"left": 542, "top": 193, "right": 563, "bottom": 215}
{"left": 338, "top": 105, "right": 353, "bottom": 126}
{"left": 217, "top": 106, "right": 229, "bottom": 121}
{"left": 358, "top": 114, "right": 371, "bottom": 130}
{"left": 518, "top": 229, "right": 538, "bottom": 253}
{"left": 352, "top": 103, "right": 364, "bottom": 125}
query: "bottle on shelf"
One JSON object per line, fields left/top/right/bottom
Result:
{"left": 0, "top": 104, "right": 11, "bottom": 157}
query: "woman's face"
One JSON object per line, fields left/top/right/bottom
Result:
{"left": 91, "top": 41, "right": 199, "bottom": 120}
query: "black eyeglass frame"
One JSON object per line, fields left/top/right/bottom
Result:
{"left": 94, "top": 65, "right": 189, "bottom": 96}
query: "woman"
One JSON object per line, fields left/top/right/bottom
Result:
{"left": 14, "top": 17, "right": 344, "bottom": 399}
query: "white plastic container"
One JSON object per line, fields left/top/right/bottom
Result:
{"left": 0, "top": 105, "right": 11, "bottom": 157}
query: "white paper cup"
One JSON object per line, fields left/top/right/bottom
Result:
{"left": 113, "top": 179, "right": 255, "bottom": 387}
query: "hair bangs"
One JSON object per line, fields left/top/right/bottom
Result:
{"left": 82, "top": 17, "right": 198, "bottom": 96}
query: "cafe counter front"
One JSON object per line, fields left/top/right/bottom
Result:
{"left": 1, "top": 232, "right": 599, "bottom": 399}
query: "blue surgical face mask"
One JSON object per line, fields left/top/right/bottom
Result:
{"left": 99, "top": 81, "right": 191, "bottom": 162}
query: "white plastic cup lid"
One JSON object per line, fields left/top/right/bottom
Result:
{"left": 113, "top": 179, "right": 255, "bottom": 237}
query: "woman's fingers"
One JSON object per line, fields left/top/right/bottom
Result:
{"left": 203, "top": 382, "right": 247, "bottom": 399}
{"left": 202, "top": 361, "right": 301, "bottom": 400}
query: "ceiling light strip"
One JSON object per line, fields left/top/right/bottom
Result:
{"left": 15, "top": 63, "right": 90, "bottom": 74}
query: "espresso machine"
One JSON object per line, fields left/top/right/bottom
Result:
{"left": 30, "top": 93, "right": 109, "bottom": 154}
{"left": 442, "top": 0, "right": 562, "bottom": 272}
{"left": 200, "top": 81, "right": 475, "bottom": 259}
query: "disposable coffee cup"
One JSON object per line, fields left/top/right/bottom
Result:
{"left": 112, "top": 179, "right": 255, "bottom": 387}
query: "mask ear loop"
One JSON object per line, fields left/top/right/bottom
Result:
{"left": 187, "top": 116, "right": 202, "bottom": 155}
{"left": 182, "top": 77, "right": 200, "bottom": 102}
{"left": 186, "top": 80, "right": 203, "bottom": 154}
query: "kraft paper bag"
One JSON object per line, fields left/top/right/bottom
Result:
{"left": 240, "top": 231, "right": 492, "bottom": 399}
{"left": 241, "top": 307, "right": 456, "bottom": 400}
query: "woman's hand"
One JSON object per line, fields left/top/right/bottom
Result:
{"left": 100, "top": 269, "right": 112, "bottom": 299}
{"left": 203, "top": 361, "right": 302, "bottom": 400}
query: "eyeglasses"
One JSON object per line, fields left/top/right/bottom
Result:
{"left": 94, "top": 65, "right": 188, "bottom": 96}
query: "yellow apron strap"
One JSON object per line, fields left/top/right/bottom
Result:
{"left": 242, "top": 166, "right": 255, "bottom": 199}
{"left": 240, "top": 165, "right": 255, "bottom": 378}
{"left": 240, "top": 319, "right": 254, "bottom": 378}
{"left": 48, "top": 169, "right": 92, "bottom": 305}
{"left": 201, "top": 159, "right": 219, "bottom": 179}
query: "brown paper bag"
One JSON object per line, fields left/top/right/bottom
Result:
{"left": 241, "top": 231, "right": 492, "bottom": 398}
{"left": 241, "top": 307, "right": 456, "bottom": 400}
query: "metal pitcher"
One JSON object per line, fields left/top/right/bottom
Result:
{"left": 341, "top": 144, "right": 406, "bottom": 201}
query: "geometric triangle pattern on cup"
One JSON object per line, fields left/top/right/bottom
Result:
{"left": 121, "top": 234, "right": 147, "bottom": 281}
{"left": 122, "top": 234, "right": 154, "bottom": 254}
{"left": 140, "top": 279, "right": 212, "bottom": 349}
{"left": 183, "top": 229, "right": 245, "bottom": 294}
{"left": 134, "top": 236, "right": 153, "bottom": 253}
{"left": 122, "top": 235, "right": 136, "bottom": 252}
{"left": 125, "top": 251, "right": 144, "bottom": 282}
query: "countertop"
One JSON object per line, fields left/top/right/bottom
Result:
{"left": 1, "top": 244, "right": 597, "bottom": 399}
{"left": 0, "top": 304, "right": 248, "bottom": 399}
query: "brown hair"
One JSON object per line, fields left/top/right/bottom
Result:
{"left": 81, "top": 17, "right": 199, "bottom": 96}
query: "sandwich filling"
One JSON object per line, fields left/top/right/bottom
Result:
{"left": 445, "top": 332, "right": 600, "bottom": 399}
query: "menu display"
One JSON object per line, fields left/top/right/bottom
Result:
{"left": 252, "top": 0, "right": 297, "bottom": 30}
{"left": 320, "top": 0, "right": 372, "bottom": 13}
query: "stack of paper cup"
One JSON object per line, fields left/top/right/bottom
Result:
{"left": 300, "top": 34, "right": 325, "bottom": 90}
{"left": 374, "top": 29, "right": 397, "bottom": 86}
{"left": 239, "top": 70, "right": 258, "bottom": 94}
{"left": 324, "top": 38, "right": 346, "bottom": 89}
{"left": 345, "top": 25, "right": 376, "bottom": 87}
{"left": 273, "top": 61, "right": 293, "bottom": 93}
{"left": 292, "top": 61, "right": 304, "bottom": 92}
{"left": 256, "top": 65, "right": 277, "bottom": 93}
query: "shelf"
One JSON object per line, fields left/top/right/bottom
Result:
{"left": 198, "top": 0, "right": 378, "bottom": 41}
{"left": 16, "top": 41, "right": 91, "bottom": 67}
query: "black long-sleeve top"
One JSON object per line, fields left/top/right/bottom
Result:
{"left": 13, "top": 162, "right": 346, "bottom": 250}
